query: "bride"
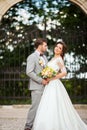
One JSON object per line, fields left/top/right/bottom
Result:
{"left": 33, "top": 41, "right": 87, "bottom": 130}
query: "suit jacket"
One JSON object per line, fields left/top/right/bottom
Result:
{"left": 26, "top": 51, "right": 48, "bottom": 90}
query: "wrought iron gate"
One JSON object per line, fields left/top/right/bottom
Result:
{"left": 0, "top": 26, "right": 87, "bottom": 104}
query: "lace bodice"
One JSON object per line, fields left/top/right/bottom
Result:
{"left": 47, "top": 57, "right": 66, "bottom": 73}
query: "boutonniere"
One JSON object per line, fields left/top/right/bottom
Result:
{"left": 39, "top": 57, "right": 44, "bottom": 67}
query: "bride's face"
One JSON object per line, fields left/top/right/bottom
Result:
{"left": 54, "top": 43, "right": 63, "bottom": 55}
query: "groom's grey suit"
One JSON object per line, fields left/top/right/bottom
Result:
{"left": 25, "top": 50, "right": 48, "bottom": 129}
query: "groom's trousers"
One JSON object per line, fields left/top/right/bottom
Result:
{"left": 24, "top": 88, "right": 44, "bottom": 129}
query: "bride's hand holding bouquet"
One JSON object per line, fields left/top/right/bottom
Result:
{"left": 38, "top": 66, "right": 57, "bottom": 83}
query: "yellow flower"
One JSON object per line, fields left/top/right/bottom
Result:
{"left": 39, "top": 58, "right": 44, "bottom": 67}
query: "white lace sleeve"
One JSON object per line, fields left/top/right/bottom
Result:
{"left": 57, "top": 57, "right": 67, "bottom": 73}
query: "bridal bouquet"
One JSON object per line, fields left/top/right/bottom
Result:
{"left": 39, "top": 66, "right": 57, "bottom": 79}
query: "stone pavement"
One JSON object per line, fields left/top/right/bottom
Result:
{"left": 0, "top": 104, "right": 87, "bottom": 130}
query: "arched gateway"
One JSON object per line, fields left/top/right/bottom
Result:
{"left": 0, "top": 0, "right": 87, "bottom": 103}
{"left": 0, "top": 0, "right": 87, "bottom": 21}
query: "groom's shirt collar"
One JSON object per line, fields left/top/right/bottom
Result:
{"left": 35, "top": 50, "right": 43, "bottom": 56}
{"left": 35, "top": 50, "right": 40, "bottom": 56}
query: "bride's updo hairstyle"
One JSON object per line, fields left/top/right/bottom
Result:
{"left": 55, "top": 41, "right": 67, "bottom": 59}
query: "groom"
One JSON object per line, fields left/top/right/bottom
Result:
{"left": 24, "top": 38, "right": 48, "bottom": 130}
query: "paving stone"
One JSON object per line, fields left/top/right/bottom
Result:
{"left": 0, "top": 105, "right": 87, "bottom": 130}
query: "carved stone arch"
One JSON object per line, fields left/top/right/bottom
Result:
{"left": 69, "top": 0, "right": 87, "bottom": 14}
{"left": 0, "top": 0, "right": 87, "bottom": 21}
{"left": 0, "top": 0, "right": 23, "bottom": 21}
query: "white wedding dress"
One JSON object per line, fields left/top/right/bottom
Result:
{"left": 33, "top": 57, "right": 87, "bottom": 130}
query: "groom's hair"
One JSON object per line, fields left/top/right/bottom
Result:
{"left": 34, "top": 38, "right": 47, "bottom": 49}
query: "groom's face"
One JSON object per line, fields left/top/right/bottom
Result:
{"left": 41, "top": 42, "right": 48, "bottom": 53}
